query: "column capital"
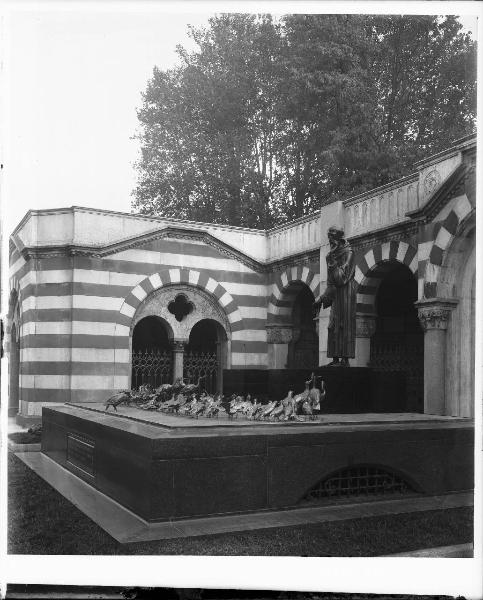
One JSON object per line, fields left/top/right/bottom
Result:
{"left": 171, "top": 339, "right": 187, "bottom": 352}
{"left": 415, "top": 298, "right": 458, "bottom": 331}
{"left": 265, "top": 325, "right": 293, "bottom": 344}
{"left": 356, "top": 314, "right": 377, "bottom": 338}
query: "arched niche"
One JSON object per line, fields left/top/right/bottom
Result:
{"left": 267, "top": 280, "right": 318, "bottom": 370}
{"left": 184, "top": 318, "right": 228, "bottom": 394}
{"left": 131, "top": 284, "right": 231, "bottom": 345}
{"left": 130, "top": 284, "right": 231, "bottom": 389}
{"left": 131, "top": 316, "right": 173, "bottom": 389}
{"left": 370, "top": 260, "right": 423, "bottom": 412}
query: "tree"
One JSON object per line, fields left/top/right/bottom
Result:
{"left": 134, "top": 14, "right": 286, "bottom": 229}
{"left": 133, "top": 14, "right": 476, "bottom": 228}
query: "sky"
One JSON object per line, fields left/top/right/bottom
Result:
{"left": 1, "top": 3, "right": 479, "bottom": 235}
{"left": 3, "top": 8, "right": 213, "bottom": 233}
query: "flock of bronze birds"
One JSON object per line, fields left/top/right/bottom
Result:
{"left": 104, "top": 374, "right": 326, "bottom": 422}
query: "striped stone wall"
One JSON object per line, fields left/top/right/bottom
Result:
{"left": 8, "top": 135, "right": 476, "bottom": 420}
{"left": 10, "top": 231, "right": 321, "bottom": 416}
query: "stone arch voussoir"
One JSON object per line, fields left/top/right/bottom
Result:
{"left": 423, "top": 196, "right": 473, "bottom": 299}
{"left": 355, "top": 241, "right": 418, "bottom": 315}
{"left": 115, "top": 268, "right": 244, "bottom": 342}
{"left": 267, "top": 265, "right": 320, "bottom": 324}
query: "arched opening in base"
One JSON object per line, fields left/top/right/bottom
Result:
{"left": 370, "top": 262, "right": 423, "bottom": 411}
{"left": 184, "top": 319, "right": 227, "bottom": 394}
{"left": 131, "top": 316, "right": 172, "bottom": 389}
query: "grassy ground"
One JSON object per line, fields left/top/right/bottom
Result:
{"left": 8, "top": 452, "right": 473, "bottom": 556}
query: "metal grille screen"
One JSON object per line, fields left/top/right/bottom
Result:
{"left": 183, "top": 351, "right": 218, "bottom": 393}
{"left": 302, "top": 465, "right": 415, "bottom": 501}
{"left": 131, "top": 349, "right": 172, "bottom": 389}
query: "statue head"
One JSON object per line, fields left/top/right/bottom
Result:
{"left": 327, "top": 226, "right": 345, "bottom": 249}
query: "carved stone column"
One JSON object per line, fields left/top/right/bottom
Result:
{"left": 171, "top": 340, "right": 187, "bottom": 383}
{"left": 416, "top": 298, "right": 458, "bottom": 415}
{"left": 266, "top": 325, "right": 293, "bottom": 369}
{"left": 354, "top": 314, "right": 377, "bottom": 367}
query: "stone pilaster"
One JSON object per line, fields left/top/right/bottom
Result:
{"left": 416, "top": 298, "right": 458, "bottom": 415}
{"left": 266, "top": 325, "right": 293, "bottom": 369}
{"left": 354, "top": 314, "right": 377, "bottom": 367}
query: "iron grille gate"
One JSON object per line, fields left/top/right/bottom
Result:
{"left": 183, "top": 351, "right": 218, "bottom": 394}
{"left": 370, "top": 335, "right": 424, "bottom": 409}
{"left": 131, "top": 349, "right": 172, "bottom": 390}
{"left": 302, "top": 466, "right": 414, "bottom": 502}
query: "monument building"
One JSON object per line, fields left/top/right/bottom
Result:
{"left": 7, "top": 134, "right": 476, "bottom": 424}
{"left": 6, "top": 135, "right": 476, "bottom": 526}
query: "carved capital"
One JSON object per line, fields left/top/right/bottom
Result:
{"left": 171, "top": 340, "right": 187, "bottom": 352}
{"left": 415, "top": 299, "right": 458, "bottom": 331}
{"left": 266, "top": 325, "right": 293, "bottom": 344}
{"left": 356, "top": 314, "right": 377, "bottom": 338}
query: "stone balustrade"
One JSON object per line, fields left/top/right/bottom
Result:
{"left": 344, "top": 174, "right": 420, "bottom": 238}
{"left": 267, "top": 212, "right": 321, "bottom": 261}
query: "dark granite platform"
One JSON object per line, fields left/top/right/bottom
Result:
{"left": 41, "top": 404, "right": 474, "bottom": 522}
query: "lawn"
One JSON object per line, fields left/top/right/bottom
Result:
{"left": 9, "top": 431, "right": 41, "bottom": 444}
{"left": 8, "top": 452, "right": 473, "bottom": 556}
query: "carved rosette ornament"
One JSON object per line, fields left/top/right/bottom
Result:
{"left": 356, "top": 315, "right": 377, "bottom": 338}
{"left": 266, "top": 326, "right": 293, "bottom": 344}
{"left": 415, "top": 299, "right": 458, "bottom": 331}
{"left": 423, "top": 169, "right": 442, "bottom": 197}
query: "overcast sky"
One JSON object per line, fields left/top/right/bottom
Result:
{"left": 2, "top": 4, "right": 479, "bottom": 235}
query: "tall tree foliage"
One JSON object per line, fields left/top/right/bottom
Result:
{"left": 133, "top": 14, "right": 476, "bottom": 228}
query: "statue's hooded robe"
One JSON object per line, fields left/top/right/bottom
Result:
{"left": 321, "top": 239, "right": 357, "bottom": 358}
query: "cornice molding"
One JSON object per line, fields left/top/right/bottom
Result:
{"left": 19, "top": 225, "right": 320, "bottom": 273}
{"left": 348, "top": 219, "right": 420, "bottom": 250}
{"left": 267, "top": 248, "right": 320, "bottom": 273}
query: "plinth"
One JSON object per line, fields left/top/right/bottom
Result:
{"left": 41, "top": 403, "right": 473, "bottom": 523}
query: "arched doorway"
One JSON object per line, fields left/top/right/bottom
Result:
{"left": 288, "top": 284, "right": 318, "bottom": 369}
{"left": 184, "top": 319, "right": 226, "bottom": 394}
{"left": 131, "top": 316, "right": 172, "bottom": 389}
{"left": 370, "top": 262, "right": 423, "bottom": 411}
{"left": 9, "top": 322, "right": 20, "bottom": 416}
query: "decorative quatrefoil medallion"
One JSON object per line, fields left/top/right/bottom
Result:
{"left": 168, "top": 294, "right": 194, "bottom": 322}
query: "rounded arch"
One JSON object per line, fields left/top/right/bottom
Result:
{"left": 131, "top": 283, "right": 232, "bottom": 343}
{"left": 132, "top": 315, "right": 173, "bottom": 347}
{"left": 185, "top": 318, "right": 228, "bottom": 393}
{"left": 365, "top": 259, "right": 423, "bottom": 412}
{"left": 116, "top": 268, "right": 243, "bottom": 335}
{"left": 113, "top": 269, "right": 240, "bottom": 385}
{"left": 423, "top": 196, "right": 474, "bottom": 298}
{"left": 432, "top": 212, "right": 475, "bottom": 300}
{"left": 354, "top": 241, "right": 418, "bottom": 315}
{"left": 268, "top": 265, "right": 320, "bottom": 324}
{"left": 131, "top": 316, "right": 173, "bottom": 389}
